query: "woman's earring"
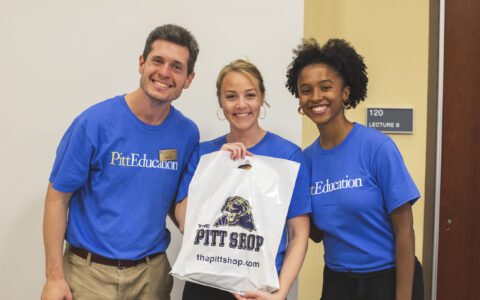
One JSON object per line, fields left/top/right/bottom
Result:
{"left": 217, "top": 107, "right": 225, "bottom": 121}
{"left": 259, "top": 106, "right": 267, "bottom": 120}
{"left": 297, "top": 105, "right": 305, "bottom": 115}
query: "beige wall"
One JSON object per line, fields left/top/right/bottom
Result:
{"left": 299, "top": 1, "right": 430, "bottom": 298}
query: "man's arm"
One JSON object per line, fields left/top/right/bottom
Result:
{"left": 41, "top": 183, "right": 73, "bottom": 300}
{"left": 174, "top": 197, "right": 188, "bottom": 234}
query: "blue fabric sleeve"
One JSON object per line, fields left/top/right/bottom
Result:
{"left": 49, "top": 120, "right": 94, "bottom": 193}
{"left": 176, "top": 144, "right": 201, "bottom": 202}
{"left": 373, "top": 139, "right": 420, "bottom": 214}
{"left": 286, "top": 149, "right": 312, "bottom": 219}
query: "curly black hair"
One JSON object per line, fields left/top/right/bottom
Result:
{"left": 285, "top": 38, "right": 368, "bottom": 109}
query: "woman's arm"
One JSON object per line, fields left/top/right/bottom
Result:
{"left": 391, "top": 202, "right": 415, "bottom": 300}
{"left": 235, "top": 214, "right": 309, "bottom": 300}
{"left": 309, "top": 217, "right": 323, "bottom": 243}
{"left": 276, "top": 215, "right": 310, "bottom": 298}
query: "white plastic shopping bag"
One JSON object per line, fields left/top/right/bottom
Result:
{"left": 171, "top": 151, "right": 300, "bottom": 293}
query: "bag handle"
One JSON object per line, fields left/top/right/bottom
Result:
{"left": 236, "top": 159, "right": 252, "bottom": 170}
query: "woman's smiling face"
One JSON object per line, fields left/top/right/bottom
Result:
{"left": 219, "top": 71, "right": 264, "bottom": 132}
{"left": 297, "top": 63, "right": 350, "bottom": 128}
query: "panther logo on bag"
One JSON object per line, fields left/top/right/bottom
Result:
{"left": 213, "top": 196, "right": 256, "bottom": 232}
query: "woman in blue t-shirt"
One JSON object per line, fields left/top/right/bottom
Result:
{"left": 285, "top": 39, "right": 424, "bottom": 300}
{"left": 175, "top": 59, "right": 311, "bottom": 300}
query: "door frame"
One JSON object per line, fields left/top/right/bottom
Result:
{"left": 431, "top": 0, "right": 444, "bottom": 299}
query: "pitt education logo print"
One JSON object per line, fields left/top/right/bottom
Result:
{"left": 214, "top": 196, "right": 256, "bottom": 232}
{"left": 109, "top": 149, "right": 178, "bottom": 171}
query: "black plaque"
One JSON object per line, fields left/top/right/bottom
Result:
{"left": 366, "top": 108, "right": 413, "bottom": 133}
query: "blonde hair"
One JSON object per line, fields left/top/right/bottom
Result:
{"left": 216, "top": 59, "right": 267, "bottom": 107}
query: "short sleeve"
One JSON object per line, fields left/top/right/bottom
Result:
{"left": 373, "top": 139, "right": 420, "bottom": 213}
{"left": 176, "top": 144, "right": 201, "bottom": 202}
{"left": 49, "top": 120, "right": 94, "bottom": 192}
{"left": 286, "top": 149, "right": 312, "bottom": 219}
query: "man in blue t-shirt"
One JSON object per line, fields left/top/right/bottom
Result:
{"left": 41, "top": 24, "right": 200, "bottom": 300}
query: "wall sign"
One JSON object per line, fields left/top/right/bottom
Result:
{"left": 366, "top": 108, "right": 413, "bottom": 134}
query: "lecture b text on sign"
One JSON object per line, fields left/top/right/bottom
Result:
{"left": 366, "top": 108, "right": 413, "bottom": 134}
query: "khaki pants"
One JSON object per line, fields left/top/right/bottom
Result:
{"left": 64, "top": 248, "right": 173, "bottom": 300}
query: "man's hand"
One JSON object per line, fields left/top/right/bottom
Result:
{"left": 41, "top": 278, "right": 73, "bottom": 300}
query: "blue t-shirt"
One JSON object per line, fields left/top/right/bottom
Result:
{"left": 49, "top": 95, "right": 199, "bottom": 260}
{"left": 303, "top": 123, "right": 420, "bottom": 273}
{"left": 176, "top": 132, "right": 312, "bottom": 272}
